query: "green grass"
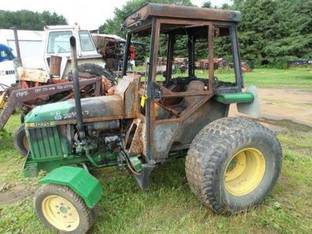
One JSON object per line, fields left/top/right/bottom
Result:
{"left": 0, "top": 68, "right": 312, "bottom": 233}
{"left": 1, "top": 115, "right": 312, "bottom": 233}
{"left": 135, "top": 66, "right": 312, "bottom": 89}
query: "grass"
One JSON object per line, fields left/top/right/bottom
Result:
{"left": 136, "top": 66, "right": 312, "bottom": 89}
{"left": 0, "top": 68, "right": 312, "bottom": 233}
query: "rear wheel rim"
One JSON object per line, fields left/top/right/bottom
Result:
{"left": 224, "top": 148, "right": 266, "bottom": 196}
{"left": 42, "top": 195, "right": 80, "bottom": 231}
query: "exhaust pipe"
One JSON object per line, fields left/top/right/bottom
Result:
{"left": 11, "top": 27, "right": 22, "bottom": 66}
{"left": 70, "top": 36, "right": 85, "bottom": 139}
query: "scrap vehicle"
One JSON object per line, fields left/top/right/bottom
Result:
{"left": 42, "top": 24, "right": 115, "bottom": 79}
{"left": 0, "top": 26, "right": 117, "bottom": 154}
{"left": 19, "top": 4, "right": 282, "bottom": 233}
{"left": 0, "top": 44, "right": 16, "bottom": 91}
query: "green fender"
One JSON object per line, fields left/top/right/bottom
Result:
{"left": 40, "top": 166, "right": 102, "bottom": 208}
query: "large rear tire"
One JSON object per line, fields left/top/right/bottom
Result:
{"left": 14, "top": 124, "right": 29, "bottom": 157}
{"left": 185, "top": 117, "right": 282, "bottom": 214}
{"left": 34, "top": 184, "right": 94, "bottom": 233}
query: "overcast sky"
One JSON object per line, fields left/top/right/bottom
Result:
{"left": 1, "top": 0, "right": 231, "bottom": 29}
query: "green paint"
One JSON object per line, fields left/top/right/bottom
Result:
{"left": 129, "top": 157, "right": 143, "bottom": 173}
{"left": 40, "top": 166, "right": 102, "bottom": 208}
{"left": 26, "top": 127, "right": 70, "bottom": 159}
{"left": 215, "top": 92, "right": 254, "bottom": 104}
{"left": 24, "top": 100, "right": 73, "bottom": 123}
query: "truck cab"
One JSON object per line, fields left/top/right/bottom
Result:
{"left": 43, "top": 24, "right": 104, "bottom": 78}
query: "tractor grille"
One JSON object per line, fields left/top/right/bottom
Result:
{"left": 28, "top": 127, "right": 70, "bottom": 159}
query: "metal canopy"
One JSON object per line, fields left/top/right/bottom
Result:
{"left": 124, "top": 3, "right": 241, "bottom": 30}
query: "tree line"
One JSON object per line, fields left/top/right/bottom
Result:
{"left": 100, "top": 0, "right": 312, "bottom": 67}
{"left": 0, "top": 1, "right": 310, "bottom": 67}
{"left": 0, "top": 10, "right": 66, "bottom": 31}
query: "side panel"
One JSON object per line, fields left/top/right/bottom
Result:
{"left": 151, "top": 100, "right": 228, "bottom": 161}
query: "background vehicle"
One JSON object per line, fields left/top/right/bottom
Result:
{"left": 0, "top": 44, "right": 16, "bottom": 91}
{"left": 19, "top": 4, "right": 282, "bottom": 233}
{"left": 43, "top": 24, "right": 110, "bottom": 78}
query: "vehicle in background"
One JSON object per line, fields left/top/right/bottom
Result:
{"left": 43, "top": 25, "right": 109, "bottom": 79}
{"left": 0, "top": 44, "right": 16, "bottom": 91}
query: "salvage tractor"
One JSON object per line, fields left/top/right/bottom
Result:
{"left": 21, "top": 4, "right": 282, "bottom": 233}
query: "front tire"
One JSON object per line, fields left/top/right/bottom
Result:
{"left": 14, "top": 124, "right": 29, "bottom": 156}
{"left": 185, "top": 117, "right": 282, "bottom": 214}
{"left": 34, "top": 184, "right": 94, "bottom": 233}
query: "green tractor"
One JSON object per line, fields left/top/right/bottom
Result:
{"left": 22, "top": 4, "right": 282, "bottom": 233}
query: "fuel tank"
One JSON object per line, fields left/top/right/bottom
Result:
{"left": 24, "top": 95, "right": 123, "bottom": 126}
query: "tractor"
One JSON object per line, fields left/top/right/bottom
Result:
{"left": 21, "top": 4, "right": 282, "bottom": 233}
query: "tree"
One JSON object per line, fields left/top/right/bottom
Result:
{"left": 235, "top": 0, "right": 312, "bottom": 67}
{"left": 202, "top": 1, "right": 212, "bottom": 8}
{"left": 0, "top": 10, "right": 67, "bottom": 30}
{"left": 99, "top": 0, "right": 193, "bottom": 37}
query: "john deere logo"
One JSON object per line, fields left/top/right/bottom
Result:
{"left": 54, "top": 112, "right": 63, "bottom": 121}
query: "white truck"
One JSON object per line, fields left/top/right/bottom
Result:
{"left": 43, "top": 24, "right": 111, "bottom": 79}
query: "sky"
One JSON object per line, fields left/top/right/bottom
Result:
{"left": 1, "top": 0, "right": 231, "bottom": 29}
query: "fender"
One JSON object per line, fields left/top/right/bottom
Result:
{"left": 214, "top": 86, "right": 261, "bottom": 118}
{"left": 237, "top": 85, "right": 261, "bottom": 118}
{"left": 40, "top": 166, "right": 102, "bottom": 208}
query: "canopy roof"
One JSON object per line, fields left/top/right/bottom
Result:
{"left": 124, "top": 3, "right": 241, "bottom": 29}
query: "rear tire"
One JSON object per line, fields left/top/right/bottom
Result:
{"left": 14, "top": 124, "right": 29, "bottom": 157}
{"left": 34, "top": 184, "right": 94, "bottom": 234}
{"left": 78, "top": 63, "right": 116, "bottom": 84}
{"left": 185, "top": 117, "right": 282, "bottom": 214}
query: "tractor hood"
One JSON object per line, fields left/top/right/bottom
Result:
{"left": 25, "top": 95, "right": 123, "bottom": 126}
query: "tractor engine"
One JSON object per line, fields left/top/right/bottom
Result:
{"left": 23, "top": 85, "right": 138, "bottom": 176}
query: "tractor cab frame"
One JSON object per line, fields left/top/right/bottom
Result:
{"left": 121, "top": 4, "right": 246, "bottom": 163}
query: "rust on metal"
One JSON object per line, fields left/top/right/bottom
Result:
{"left": 0, "top": 77, "right": 104, "bottom": 130}
{"left": 124, "top": 3, "right": 241, "bottom": 28}
{"left": 49, "top": 56, "right": 62, "bottom": 77}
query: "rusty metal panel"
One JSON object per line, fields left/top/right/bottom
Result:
{"left": 125, "top": 119, "right": 144, "bottom": 155}
{"left": 124, "top": 3, "right": 241, "bottom": 28}
{"left": 115, "top": 75, "right": 140, "bottom": 118}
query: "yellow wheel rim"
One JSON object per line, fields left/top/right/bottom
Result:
{"left": 42, "top": 195, "right": 80, "bottom": 231}
{"left": 224, "top": 148, "right": 266, "bottom": 196}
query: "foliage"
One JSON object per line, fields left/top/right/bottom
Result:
{"left": 99, "top": 0, "right": 192, "bottom": 37}
{"left": 100, "top": 0, "right": 312, "bottom": 68}
{"left": 235, "top": 0, "right": 312, "bottom": 67}
{"left": 0, "top": 10, "right": 67, "bottom": 30}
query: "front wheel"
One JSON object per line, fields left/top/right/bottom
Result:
{"left": 34, "top": 184, "right": 94, "bottom": 233}
{"left": 185, "top": 117, "right": 282, "bottom": 214}
{"left": 14, "top": 124, "right": 29, "bottom": 156}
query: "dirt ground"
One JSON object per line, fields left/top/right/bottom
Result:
{"left": 0, "top": 183, "right": 34, "bottom": 205}
{"left": 231, "top": 88, "right": 312, "bottom": 127}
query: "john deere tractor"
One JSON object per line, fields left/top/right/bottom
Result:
{"left": 21, "top": 4, "right": 282, "bottom": 233}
